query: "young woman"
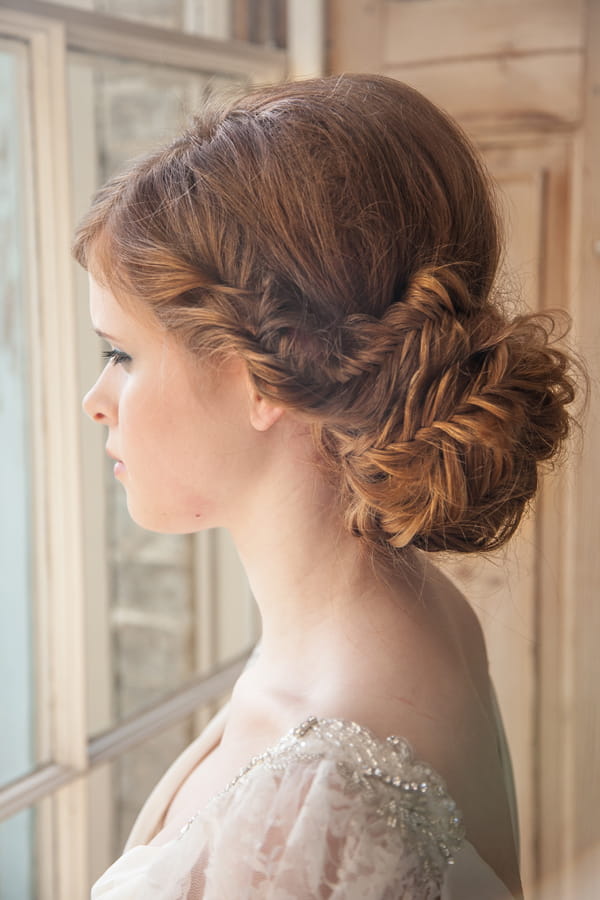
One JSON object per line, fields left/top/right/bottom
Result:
{"left": 76, "top": 74, "right": 576, "bottom": 898}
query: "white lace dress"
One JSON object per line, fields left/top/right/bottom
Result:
{"left": 91, "top": 703, "right": 519, "bottom": 899}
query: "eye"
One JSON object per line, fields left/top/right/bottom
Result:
{"left": 102, "top": 348, "right": 132, "bottom": 366}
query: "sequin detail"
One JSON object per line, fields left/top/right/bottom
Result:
{"left": 177, "top": 715, "right": 464, "bottom": 880}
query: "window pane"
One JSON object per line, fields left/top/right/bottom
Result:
{"left": 0, "top": 39, "right": 37, "bottom": 788}
{"left": 0, "top": 806, "right": 36, "bottom": 900}
{"left": 59, "top": 0, "right": 180, "bottom": 29}
{"left": 68, "top": 51, "right": 243, "bottom": 184}
{"left": 0, "top": 12, "right": 37, "bottom": 823}
{"left": 96, "top": 0, "right": 179, "bottom": 29}
{"left": 88, "top": 709, "right": 230, "bottom": 882}
{"left": 57, "top": 0, "right": 286, "bottom": 45}
{"left": 68, "top": 53, "right": 252, "bottom": 736}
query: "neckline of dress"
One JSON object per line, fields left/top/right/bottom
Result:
{"left": 95, "top": 707, "right": 517, "bottom": 900}
{"left": 176, "top": 713, "right": 464, "bottom": 850}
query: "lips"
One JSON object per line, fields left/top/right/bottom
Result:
{"left": 106, "top": 447, "right": 123, "bottom": 463}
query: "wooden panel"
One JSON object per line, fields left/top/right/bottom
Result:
{"left": 327, "top": 0, "right": 382, "bottom": 74}
{"left": 496, "top": 170, "right": 544, "bottom": 306}
{"left": 442, "top": 159, "right": 550, "bottom": 895}
{"left": 486, "top": 138, "right": 574, "bottom": 900}
{"left": 287, "top": 0, "right": 325, "bottom": 78}
{"left": 326, "top": 0, "right": 596, "bottom": 896}
{"left": 444, "top": 523, "right": 537, "bottom": 890}
{"left": 385, "top": 52, "right": 582, "bottom": 132}
{"left": 384, "top": 0, "right": 585, "bottom": 66}
{"left": 564, "top": 1, "right": 600, "bottom": 897}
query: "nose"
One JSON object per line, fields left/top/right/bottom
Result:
{"left": 82, "top": 369, "right": 116, "bottom": 425}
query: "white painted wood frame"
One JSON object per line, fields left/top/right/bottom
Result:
{"left": 0, "top": 2, "right": 286, "bottom": 896}
{"left": 0, "top": 7, "right": 87, "bottom": 897}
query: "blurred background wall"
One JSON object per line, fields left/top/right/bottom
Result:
{"left": 327, "top": 3, "right": 600, "bottom": 897}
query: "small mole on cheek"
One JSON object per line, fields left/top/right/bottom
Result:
{"left": 195, "top": 513, "right": 202, "bottom": 518}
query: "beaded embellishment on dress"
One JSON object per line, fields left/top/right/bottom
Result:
{"left": 177, "top": 715, "right": 464, "bottom": 884}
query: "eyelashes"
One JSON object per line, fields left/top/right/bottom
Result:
{"left": 102, "top": 348, "right": 132, "bottom": 366}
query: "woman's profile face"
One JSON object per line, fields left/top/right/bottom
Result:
{"left": 83, "top": 277, "right": 260, "bottom": 533}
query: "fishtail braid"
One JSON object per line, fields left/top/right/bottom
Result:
{"left": 312, "top": 267, "right": 575, "bottom": 555}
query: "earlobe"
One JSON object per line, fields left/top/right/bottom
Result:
{"left": 244, "top": 371, "right": 285, "bottom": 432}
{"left": 249, "top": 392, "right": 286, "bottom": 432}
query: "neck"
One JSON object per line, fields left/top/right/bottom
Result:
{"left": 226, "top": 421, "right": 426, "bottom": 699}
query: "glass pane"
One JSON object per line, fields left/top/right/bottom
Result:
{"left": 0, "top": 40, "right": 36, "bottom": 786}
{"left": 69, "top": 51, "right": 243, "bottom": 174}
{"left": 0, "top": 34, "right": 37, "bottom": 873}
{"left": 88, "top": 710, "right": 231, "bottom": 882}
{"left": 68, "top": 53, "right": 251, "bottom": 735}
{"left": 0, "top": 806, "right": 36, "bottom": 900}
{"left": 58, "top": 0, "right": 180, "bottom": 29}
{"left": 230, "top": 0, "right": 285, "bottom": 45}
{"left": 56, "top": 0, "right": 286, "bottom": 45}
{"left": 96, "top": 0, "right": 179, "bottom": 29}
{"left": 184, "top": 0, "right": 232, "bottom": 39}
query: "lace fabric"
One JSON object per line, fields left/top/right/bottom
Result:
{"left": 92, "top": 716, "right": 467, "bottom": 899}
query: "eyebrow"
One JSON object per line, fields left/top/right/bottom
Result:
{"left": 94, "top": 328, "right": 120, "bottom": 343}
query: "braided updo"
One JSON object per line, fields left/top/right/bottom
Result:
{"left": 73, "top": 74, "right": 576, "bottom": 558}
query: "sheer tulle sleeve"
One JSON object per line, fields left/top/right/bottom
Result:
{"left": 92, "top": 718, "right": 465, "bottom": 900}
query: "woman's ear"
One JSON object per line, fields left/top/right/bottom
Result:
{"left": 245, "top": 372, "right": 286, "bottom": 432}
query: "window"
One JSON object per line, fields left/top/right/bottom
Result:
{"left": 0, "top": 33, "right": 37, "bottom": 898}
{"left": 0, "top": 2, "right": 291, "bottom": 895}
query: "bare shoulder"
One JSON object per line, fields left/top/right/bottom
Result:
{"left": 421, "top": 558, "right": 492, "bottom": 694}
{"left": 319, "top": 557, "right": 493, "bottom": 748}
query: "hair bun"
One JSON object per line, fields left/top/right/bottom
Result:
{"left": 316, "top": 267, "right": 577, "bottom": 555}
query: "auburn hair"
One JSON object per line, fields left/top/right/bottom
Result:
{"left": 73, "top": 74, "right": 577, "bottom": 559}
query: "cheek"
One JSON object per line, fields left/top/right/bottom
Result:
{"left": 120, "top": 378, "right": 165, "bottom": 435}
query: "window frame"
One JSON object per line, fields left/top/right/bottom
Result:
{"left": 0, "top": 2, "right": 289, "bottom": 896}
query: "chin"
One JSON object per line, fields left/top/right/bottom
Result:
{"left": 126, "top": 499, "right": 214, "bottom": 534}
